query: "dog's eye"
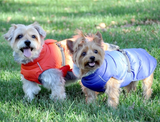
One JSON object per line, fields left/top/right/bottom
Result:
{"left": 81, "top": 52, "right": 86, "bottom": 56}
{"left": 17, "top": 34, "right": 23, "bottom": 39}
{"left": 94, "top": 50, "right": 98, "bottom": 54}
{"left": 32, "top": 35, "right": 36, "bottom": 38}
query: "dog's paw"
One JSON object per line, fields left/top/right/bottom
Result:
{"left": 49, "top": 93, "right": 66, "bottom": 101}
{"left": 86, "top": 97, "right": 96, "bottom": 104}
{"left": 23, "top": 94, "right": 34, "bottom": 102}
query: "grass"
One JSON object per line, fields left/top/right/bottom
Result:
{"left": 0, "top": 0, "right": 160, "bottom": 121}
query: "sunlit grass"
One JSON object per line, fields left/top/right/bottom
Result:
{"left": 0, "top": 0, "right": 160, "bottom": 121}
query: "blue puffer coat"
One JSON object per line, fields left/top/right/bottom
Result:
{"left": 81, "top": 48, "right": 157, "bottom": 92}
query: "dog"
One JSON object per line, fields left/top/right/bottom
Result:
{"left": 3, "top": 22, "right": 119, "bottom": 101}
{"left": 67, "top": 31, "right": 157, "bottom": 108}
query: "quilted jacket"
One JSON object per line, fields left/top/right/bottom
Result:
{"left": 81, "top": 48, "right": 157, "bottom": 92}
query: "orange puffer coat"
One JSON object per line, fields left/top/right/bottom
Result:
{"left": 21, "top": 39, "right": 72, "bottom": 84}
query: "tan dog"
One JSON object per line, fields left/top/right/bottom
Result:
{"left": 4, "top": 22, "right": 119, "bottom": 101}
{"left": 67, "top": 31, "right": 157, "bottom": 108}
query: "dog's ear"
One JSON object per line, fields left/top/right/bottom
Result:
{"left": 93, "top": 31, "right": 103, "bottom": 46}
{"left": 75, "top": 29, "right": 87, "bottom": 45}
{"left": 67, "top": 40, "right": 74, "bottom": 54}
{"left": 3, "top": 24, "right": 17, "bottom": 41}
{"left": 96, "top": 31, "right": 102, "bottom": 39}
{"left": 76, "top": 29, "right": 84, "bottom": 37}
{"left": 32, "top": 22, "right": 46, "bottom": 39}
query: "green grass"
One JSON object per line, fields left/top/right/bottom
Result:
{"left": 0, "top": 0, "right": 160, "bottom": 121}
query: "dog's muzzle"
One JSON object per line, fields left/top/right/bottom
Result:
{"left": 20, "top": 40, "right": 33, "bottom": 58}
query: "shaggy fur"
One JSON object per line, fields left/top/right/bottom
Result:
{"left": 4, "top": 22, "right": 69, "bottom": 101}
{"left": 4, "top": 22, "right": 119, "bottom": 101}
{"left": 67, "top": 31, "right": 154, "bottom": 108}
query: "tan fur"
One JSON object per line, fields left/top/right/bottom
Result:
{"left": 67, "top": 31, "right": 105, "bottom": 76}
{"left": 82, "top": 86, "right": 97, "bottom": 103}
{"left": 124, "top": 81, "right": 138, "bottom": 93}
{"left": 77, "top": 41, "right": 105, "bottom": 76}
{"left": 68, "top": 31, "right": 155, "bottom": 109}
{"left": 105, "top": 78, "right": 121, "bottom": 108}
{"left": 143, "top": 73, "right": 153, "bottom": 99}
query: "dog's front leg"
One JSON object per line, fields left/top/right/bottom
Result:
{"left": 81, "top": 84, "right": 97, "bottom": 104}
{"left": 21, "top": 75, "right": 41, "bottom": 101}
{"left": 39, "top": 69, "right": 66, "bottom": 100}
{"left": 105, "top": 78, "right": 120, "bottom": 108}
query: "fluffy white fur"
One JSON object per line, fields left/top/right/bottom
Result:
{"left": 4, "top": 22, "right": 70, "bottom": 101}
{"left": 21, "top": 69, "right": 66, "bottom": 101}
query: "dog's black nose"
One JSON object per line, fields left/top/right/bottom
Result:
{"left": 25, "top": 40, "right": 31, "bottom": 47}
{"left": 90, "top": 56, "right": 95, "bottom": 61}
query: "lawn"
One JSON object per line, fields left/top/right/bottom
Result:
{"left": 0, "top": 0, "right": 160, "bottom": 121}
